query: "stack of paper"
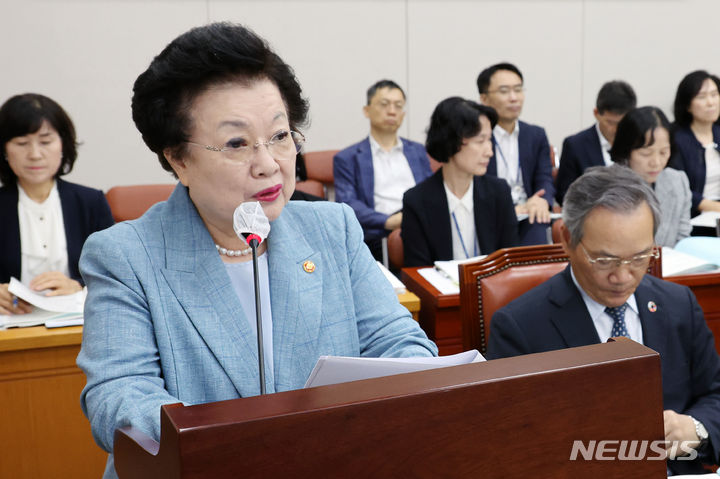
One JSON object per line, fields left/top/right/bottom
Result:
{"left": 376, "top": 261, "right": 406, "bottom": 294}
{"left": 662, "top": 248, "right": 720, "bottom": 277}
{"left": 304, "top": 349, "right": 484, "bottom": 388}
{"left": 0, "top": 278, "right": 85, "bottom": 329}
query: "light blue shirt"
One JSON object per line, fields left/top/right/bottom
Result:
{"left": 570, "top": 266, "right": 643, "bottom": 344}
{"left": 225, "top": 253, "right": 274, "bottom": 385}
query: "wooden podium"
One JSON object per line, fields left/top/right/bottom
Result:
{"left": 114, "top": 339, "right": 666, "bottom": 478}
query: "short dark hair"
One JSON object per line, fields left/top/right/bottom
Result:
{"left": 366, "top": 79, "right": 405, "bottom": 105}
{"left": 673, "top": 70, "right": 715, "bottom": 127}
{"left": 131, "top": 22, "right": 309, "bottom": 176}
{"left": 596, "top": 80, "right": 637, "bottom": 114}
{"left": 425, "top": 97, "right": 498, "bottom": 163}
{"left": 562, "top": 164, "right": 660, "bottom": 248}
{"left": 0, "top": 93, "right": 78, "bottom": 186}
{"left": 476, "top": 63, "right": 523, "bottom": 95}
{"left": 610, "top": 106, "right": 673, "bottom": 165}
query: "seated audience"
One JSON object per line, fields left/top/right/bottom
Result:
{"left": 334, "top": 80, "right": 432, "bottom": 260}
{"left": 0, "top": 93, "right": 113, "bottom": 315}
{"left": 76, "top": 23, "right": 437, "bottom": 479}
{"left": 670, "top": 70, "right": 720, "bottom": 216}
{"left": 555, "top": 80, "right": 636, "bottom": 205}
{"left": 402, "top": 97, "right": 518, "bottom": 267}
{"left": 477, "top": 62, "right": 553, "bottom": 245}
{"left": 610, "top": 106, "right": 691, "bottom": 247}
{"left": 487, "top": 165, "right": 720, "bottom": 475}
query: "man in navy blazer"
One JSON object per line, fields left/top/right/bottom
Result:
{"left": 488, "top": 165, "right": 720, "bottom": 475}
{"left": 555, "top": 80, "right": 636, "bottom": 206}
{"left": 334, "top": 80, "right": 432, "bottom": 259}
{"left": 477, "top": 63, "right": 553, "bottom": 245}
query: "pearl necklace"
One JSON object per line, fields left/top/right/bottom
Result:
{"left": 215, "top": 244, "right": 252, "bottom": 257}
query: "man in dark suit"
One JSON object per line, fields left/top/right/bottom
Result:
{"left": 334, "top": 79, "right": 432, "bottom": 259}
{"left": 477, "top": 63, "right": 553, "bottom": 245}
{"left": 555, "top": 80, "right": 636, "bottom": 206}
{"left": 487, "top": 165, "right": 720, "bottom": 475}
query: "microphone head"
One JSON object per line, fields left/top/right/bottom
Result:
{"left": 233, "top": 201, "right": 271, "bottom": 244}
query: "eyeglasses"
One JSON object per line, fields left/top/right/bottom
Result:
{"left": 486, "top": 86, "right": 525, "bottom": 96}
{"left": 579, "top": 242, "right": 658, "bottom": 271}
{"left": 186, "top": 130, "right": 305, "bottom": 164}
{"left": 372, "top": 101, "right": 405, "bottom": 112}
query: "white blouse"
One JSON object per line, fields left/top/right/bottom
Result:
{"left": 703, "top": 145, "right": 720, "bottom": 200}
{"left": 17, "top": 182, "right": 69, "bottom": 285}
{"left": 443, "top": 181, "right": 479, "bottom": 260}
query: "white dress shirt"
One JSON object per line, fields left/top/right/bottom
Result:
{"left": 443, "top": 180, "right": 479, "bottom": 260}
{"left": 595, "top": 123, "right": 613, "bottom": 166}
{"left": 570, "top": 266, "right": 643, "bottom": 344}
{"left": 703, "top": 145, "right": 720, "bottom": 200}
{"left": 369, "top": 135, "right": 416, "bottom": 215}
{"left": 493, "top": 123, "right": 527, "bottom": 205}
{"left": 17, "top": 182, "right": 69, "bottom": 285}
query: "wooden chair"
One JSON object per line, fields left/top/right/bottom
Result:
{"left": 387, "top": 229, "right": 404, "bottom": 270}
{"left": 459, "top": 244, "right": 663, "bottom": 354}
{"left": 551, "top": 217, "right": 564, "bottom": 243}
{"left": 304, "top": 149, "right": 339, "bottom": 200}
{"left": 105, "top": 184, "right": 175, "bottom": 222}
{"left": 294, "top": 179, "right": 325, "bottom": 199}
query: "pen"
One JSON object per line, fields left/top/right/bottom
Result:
{"left": 12, "top": 295, "right": 18, "bottom": 309}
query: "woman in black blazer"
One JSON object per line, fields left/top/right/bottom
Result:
{"left": 0, "top": 94, "right": 113, "bottom": 314}
{"left": 669, "top": 70, "right": 720, "bottom": 216}
{"left": 402, "top": 97, "right": 518, "bottom": 267}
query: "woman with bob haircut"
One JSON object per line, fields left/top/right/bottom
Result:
{"left": 401, "top": 97, "right": 518, "bottom": 267}
{"left": 669, "top": 70, "right": 720, "bottom": 216}
{"left": 610, "top": 106, "right": 691, "bottom": 247}
{"left": 0, "top": 93, "right": 113, "bottom": 314}
{"left": 76, "top": 22, "right": 436, "bottom": 479}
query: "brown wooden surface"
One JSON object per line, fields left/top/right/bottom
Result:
{"left": 401, "top": 267, "right": 462, "bottom": 355}
{"left": 114, "top": 339, "right": 666, "bottom": 479}
{"left": 0, "top": 326, "right": 107, "bottom": 478}
{"left": 397, "top": 290, "right": 420, "bottom": 321}
{"left": 404, "top": 248, "right": 720, "bottom": 356}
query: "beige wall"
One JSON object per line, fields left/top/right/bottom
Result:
{"left": 1, "top": 0, "right": 718, "bottom": 190}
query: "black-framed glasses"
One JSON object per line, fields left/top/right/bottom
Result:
{"left": 186, "top": 130, "right": 305, "bottom": 164}
{"left": 579, "top": 242, "right": 658, "bottom": 271}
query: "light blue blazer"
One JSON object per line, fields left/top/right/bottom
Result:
{"left": 77, "top": 185, "right": 437, "bottom": 478}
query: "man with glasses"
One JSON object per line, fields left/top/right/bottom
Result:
{"left": 477, "top": 63, "right": 553, "bottom": 245}
{"left": 334, "top": 79, "right": 432, "bottom": 260}
{"left": 487, "top": 165, "right": 720, "bottom": 475}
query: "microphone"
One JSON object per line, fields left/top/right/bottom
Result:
{"left": 233, "top": 201, "right": 271, "bottom": 395}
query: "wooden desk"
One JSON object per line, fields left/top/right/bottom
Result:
{"left": 397, "top": 290, "right": 420, "bottom": 321}
{"left": 401, "top": 268, "right": 462, "bottom": 355}
{"left": 403, "top": 266, "right": 720, "bottom": 356}
{"left": 0, "top": 326, "right": 107, "bottom": 478}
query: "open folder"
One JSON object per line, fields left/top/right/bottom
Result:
{"left": 0, "top": 277, "right": 85, "bottom": 329}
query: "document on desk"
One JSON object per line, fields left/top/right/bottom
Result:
{"left": 8, "top": 277, "right": 85, "bottom": 313}
{"left": 661, "top": 248, "right": 719, "bottom": 276}
{"left": 0, "top": 278, "right": 85, "bottom": 329}
{"left": 376, "top": 261, "right": 406, "bottom": 294}
{"left": 304, "top": 349, "right": 485, "bottom": 388}
{"left": 689, "top": 211, "right": 720, "bottom": 228}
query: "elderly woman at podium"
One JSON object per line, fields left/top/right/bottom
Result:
{"left": 76, "top": 22, "right": 437, "bottom": 478}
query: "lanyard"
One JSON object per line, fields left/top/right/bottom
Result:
{"left": 451, "top": 211, "right": 478, "bottom": 259}
{"left": 493, "top": 136, "right": 523, "bottom": 187}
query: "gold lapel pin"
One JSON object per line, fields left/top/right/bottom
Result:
{"left": 647, "top": 301, "right": 657, "bottom": 313}
{"left": 302, "top": 260, "right": 316, "bottom": 273}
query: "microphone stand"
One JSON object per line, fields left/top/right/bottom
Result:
{"left": 246, "top": 234, "right": 266, "bottom": 395}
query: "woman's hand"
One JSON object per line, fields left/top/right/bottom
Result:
{"left": 0, "top": 283, "right": 33, "bottom": 315}
{"left": 29, "top": 272, "right": 83, "bottom": 296}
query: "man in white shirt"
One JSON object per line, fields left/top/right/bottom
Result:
{"left": 477, "top": 63, "right": 554, "bottom": 245}
{"left": 555, "top": 80, "right": 637, "bottom": 206}
{"left": 334, "top": 80, "right": 432, "bottom": 259}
